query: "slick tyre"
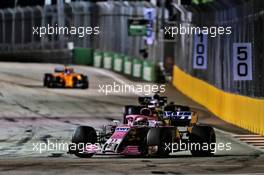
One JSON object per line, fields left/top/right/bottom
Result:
{"left": 72, "top": 77, "right": 79, "bottom": 88}
{"left": 43, "top": 74, "right": 52, "bottom": 87}
{"left": 82, "top": 81, "right": 89, "bottom": 89}
{"left": 189, "top": 125, "right": 216, "bottom": 157}
{"left": 81, "top": 76, "right": 89, "bottom": 89}
{"left": 71, "top": 126, "right": 97, "bottom": 158}
{"left": 147, "top": 128, "right": 172, "bottom": 157}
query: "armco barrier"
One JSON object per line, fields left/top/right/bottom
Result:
{"left": 173, "top": 65, "right": 264, "bottom": 136}
{"left": 93, "top": 51, "right": 103, "bottom": 68}
{"left": 73, "top": 48, "right": 93, "bottom": 65}
{"left": 123, "top": 56, "right": 132, "bottom": 76}
{"left": 113, "top": 53, "right": 123, "bottom": 72}
{"left": 103, "top": 52, "right": 113, "bottom": 69}
{"left": 132, "top": 58, "right": 143, "bottom": 78}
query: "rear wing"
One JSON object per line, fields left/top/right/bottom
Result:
{"left": 163, "top": 111, "right": 198, "bottom": 126}
{"left": 138, "top": 96, "right": 167, "bottom": 106}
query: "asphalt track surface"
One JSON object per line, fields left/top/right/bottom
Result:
{"left": 0, "top": 62, "right": 263, "bottom": 175}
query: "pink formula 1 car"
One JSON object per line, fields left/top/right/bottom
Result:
{"left": 68, "top": 93, "right": 216, "bottom": 158}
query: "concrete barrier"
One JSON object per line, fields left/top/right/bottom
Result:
{"left": 93, "top": 51, "right": 103, "bottom": 68}
{"left": 103, "top": 52, "right": 113, "bottom": 69}
{"left": 142, "top": 60, "right": 156, "bottom": 82}
{"left": 113, "top": 53, "right": 123, "bottom": 72}
{"left": 132, "top": 58, "right": 143, "bottom": 78}
{"left": 123, "top": 56, "right": 132, "bottom": 76}
{"left": 92, "top": 50, "right": 163, "bottom": 83}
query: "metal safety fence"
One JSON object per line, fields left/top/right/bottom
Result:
{"left": 0, "top": 1, "right": 159, "bottom": 57}
{"left": 0, "top": 2, "right": 93, "bottom": 51}
{"left": 169, "top": 0, "right": 264, "bottom": 97}
{"left": 0, "top": 1, "right": 164, "bottom": 81}
{"left": 170, "top": 0, "right": 264, "bottom": 135}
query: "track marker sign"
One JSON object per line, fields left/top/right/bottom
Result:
{"left": 127, "top": 19, "right": 148, "bottom": 36}
{"left": 144, "top": 8, "right": 156, "bottom": 45}
{"left": 193, "top": 33, "right": 208, "bottom": 69}
{"left": 233, "top": 43, "right": 252, "bottom": 81}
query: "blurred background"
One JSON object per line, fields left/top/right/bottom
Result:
{"left": 0, "top": 0, "right": 263, "bottom": 97}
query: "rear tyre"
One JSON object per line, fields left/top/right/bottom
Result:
{"left": 43, "top": 74, "right": 52, "bottom": 87}
{"left": 82, "top": 81, "right": 89, "bottom": 89}
{"left": 81, "top": 76, "right": 89, "bottom": 89}
{"left": 71, "top": 126, "right": 97, "bottom": 158}
{"left": 47, "top": 81, "right": 54, "bottom": 88}
{"left": 72, "top": 77, "right": 79, "bottom": 88}
{"left": 189, "top": 125, "right": 216, "bottom": 157}
{"left": 147, "top": 128, "right": 172, "bottom": 157}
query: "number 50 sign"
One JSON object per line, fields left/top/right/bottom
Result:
{"left": 233, "top": 43, "right": 252, "bottom": 81}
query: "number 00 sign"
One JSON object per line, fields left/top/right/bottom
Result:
{"left": 193, "top": 33, "right": 208, "bottom": 69}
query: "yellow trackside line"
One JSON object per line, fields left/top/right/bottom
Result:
{"left": 245, "top": 140, "right": 264, "bottom": 143}
{"left": 240, "top": 138, "right": 264, "bottom": 140}
{"left": 172, "top": 65, "right": 264, "bottom": 136}
{"left": 233, "top": 135, "right": 261, "bottom": 137}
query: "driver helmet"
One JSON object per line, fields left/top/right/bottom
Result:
{"left": 148, "top": 99, "right": 159, "bottom": 109}
{"left": 65, "top": 67, "right": 73, "bottom": 74}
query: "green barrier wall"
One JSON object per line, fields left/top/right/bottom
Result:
{"left": 113, "top": 54, "right": 123, "bottom": 72}
{"left": 92, "top": 50, "right": 160, "bottom": 82}
{"left": 123, "top": 56, "right": 132, "bottom": 75}
{"left": 93, "top": 51, "right": 103, "bottom": 68}
{"left": 103, "top": 52, "right": 113, "bottom": 69}
{"left": 142, "top": 60, "right": 156, "bottom": 82}
{"left": 132, "top": 58, "right": 143, "bottom": 78}
{"left": 73, "top": 47, "right": 93, "bottom": 65}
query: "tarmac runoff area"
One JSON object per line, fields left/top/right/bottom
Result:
{"left": 0, "top": 62, "right": 263, "bottom": 175}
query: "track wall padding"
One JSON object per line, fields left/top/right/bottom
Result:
{"left": 173, "top": 65, "right": 264, "bottom": 136}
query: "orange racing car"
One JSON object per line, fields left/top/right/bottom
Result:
{"left": 43, "top": 67, "right": 89, "bottom": 89}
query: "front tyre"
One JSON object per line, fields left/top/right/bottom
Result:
{"left": 71, "top": 126, "right": 97, "bottom": 158}
{"left": 147, "top": 128, "right": 172, "bottom": 157}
